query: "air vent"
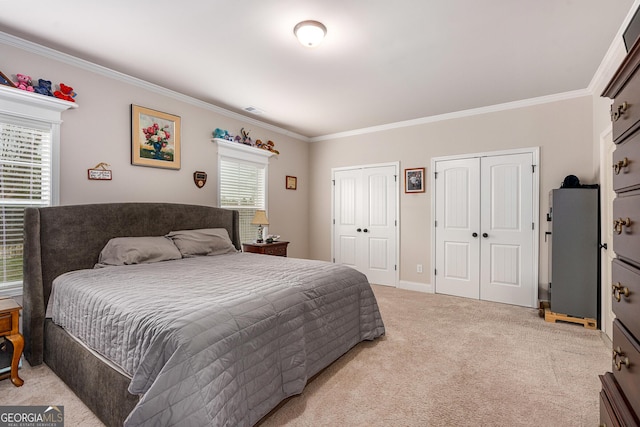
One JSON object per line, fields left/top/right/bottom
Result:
{"left": 243, "top": 106, "right": 265, "bottom": 115}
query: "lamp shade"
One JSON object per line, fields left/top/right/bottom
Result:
{"left": 294, "top": 20, "right": 327, "bottom": 47}
{"left": 251, "top": 210, "right": 269, "bottom": 225}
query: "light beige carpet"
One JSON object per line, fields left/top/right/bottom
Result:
{"left": 0, "top": 285, "right": 610, "bottom": 426}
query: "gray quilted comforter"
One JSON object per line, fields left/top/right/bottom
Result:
{"left": 47, "top": 253, "right": 385, "bottom": 426}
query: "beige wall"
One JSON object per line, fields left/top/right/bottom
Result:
{"left": 309, "top": 96, "right": 595, "bottom": 294}
{"left": 1, "top": 40, "right": 311, "bottom": 258}
{"left": 2, "top": 31, "right": 629, "bottom": 295}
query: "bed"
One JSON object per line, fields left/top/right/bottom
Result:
{"left": 22, "top": 203, "right": 385, "bottom": 426}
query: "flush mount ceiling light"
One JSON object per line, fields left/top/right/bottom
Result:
{"left": 293, "top": 20, "right": 327, "bottom": 47}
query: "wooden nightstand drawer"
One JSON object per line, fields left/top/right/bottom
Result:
{"left": 264, "top": 245, "right": 286, "bottom": 256}
{"left": 242, "top": 241, "right": 289, "bottom": 257}
{"left": 0, "top": 314, "right": 11, "bottom": 334}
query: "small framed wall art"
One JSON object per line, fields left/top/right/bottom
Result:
{"left": 405, "top": 167, "right": 425, "bottom": 193}
{"left": 131, "top": 105, "right": 181, "bottom": 169}
{"left": 286, "top": 175, "right": 297, "bottom": 190}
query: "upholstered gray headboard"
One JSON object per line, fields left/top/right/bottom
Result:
{"left": 22, "top": 203, "right": 240, "bottom": 365}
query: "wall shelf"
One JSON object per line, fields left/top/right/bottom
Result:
{"left": 212, "top": 138, "right": 276, "bottom": 162}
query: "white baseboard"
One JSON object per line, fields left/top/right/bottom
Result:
{"left": 397, "top": 280, "right": 433, "bottom": 293}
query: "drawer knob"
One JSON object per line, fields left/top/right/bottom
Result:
{"left": 612, "top": 282, "right": 630, "bottom": 302}
{"left": 612, "top": 157, "right": 629, "bottom": 175}
{"left": 613, "top": 217, "right": 631, "bottom": 235}
{"left": 613, "top": 346, "right": 630, "bottom": 371}
{"left": 611, "top": 101, "right": 628, "bottom": 122}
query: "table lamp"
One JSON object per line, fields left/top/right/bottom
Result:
{"left": 251, "top": 210, "right": 269, "bottom": 243}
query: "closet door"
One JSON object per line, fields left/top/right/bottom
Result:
{"left": 434, "top": 152, "right": 536, "bottom": 307}
{"left": 479, "top": 153, "right": 535, "bottom": 306}
{"left": 434, "top": 158, "right": 481, "bottom": 299}
{"left": 333, "top": 165, "right": 398, "bottom": 286}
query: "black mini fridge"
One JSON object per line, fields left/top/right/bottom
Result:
{"left": 548, "top": 187, "right": 600, "bottom": 322}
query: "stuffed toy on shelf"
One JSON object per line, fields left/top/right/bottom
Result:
{"left": 33, "top": 79, "right": 53, "bottom": 96}
{"left": 14, "top": 74, "right": 34, "bottom": 92}
{"left": 53, "top": 83, "right": 76, "bottom": 102}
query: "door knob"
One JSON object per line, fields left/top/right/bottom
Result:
{"left": 472, "top": 232, "right": 478, "bottom": 238}
{"left": 482, "top": 233, "right": 488, "bottom": 238}
{"left": 356, "top": 228, "right": 362, "bottom": 232}
{"left": 363, "top": 228, "right": 369, "bottom": 233}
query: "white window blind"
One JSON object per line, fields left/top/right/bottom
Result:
{"left": 0, "top": 118, "right": 52, "bottom": 291}
{"left": 219, "top": 157, "right": 266, "bottom": 243}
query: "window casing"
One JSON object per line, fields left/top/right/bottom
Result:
{"left": 216, "top": 139, "right": 274, "bottom": 244}
{"left": 0, "top": 119, "right": 52, "bottom": 292}
{"left": 0, "top": 86, "right": 76, "bottom": 295}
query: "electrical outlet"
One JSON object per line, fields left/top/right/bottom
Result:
{"left": 417, "top": 264, "right": 423, "bottom": 273}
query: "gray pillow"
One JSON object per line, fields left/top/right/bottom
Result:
{"left": 166, "top": 228, "right": 237, "bottom": 257}
{"left": 95, "top": 236, "right": 182, "bottom": 268}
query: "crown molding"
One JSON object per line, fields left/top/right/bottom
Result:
{"left": 310, "top": 90, "right": 591, "bottom": 142}
{"left": 588, "top": 0, "right": 640, "bottom": 95}
{"left": 0, "top": 31, "right": 310, "bottom": 142}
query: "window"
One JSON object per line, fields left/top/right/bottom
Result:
{"left": 216, "top": 140, "right": 273, "bottom": 244}
{"left": 0, "top": 119, "right": 52, "bottom": 293}
{"left": 0, "top": 87, "right": 75, "bottom": 295}
{"left": 219, "top": 158, "right": 265, "bottom": 243}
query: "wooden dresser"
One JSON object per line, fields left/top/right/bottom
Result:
{"left": 601, "top": 37, "right": 640, "bottom": 426}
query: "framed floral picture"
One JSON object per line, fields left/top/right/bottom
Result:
{"left": 0, "top": 71, "right": 15, "bottom": 88}
{"left": 405, "top": 167, "right": 425, "bottom": 193}
{"left": 131, "top": 105, "right": 181, "bottom": 169}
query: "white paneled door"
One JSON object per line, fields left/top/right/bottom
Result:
{"left": 434, "top": 152, "right": 537, "bottom": 307}
{"left": 434, "top": 158, "right": 481, "bottom": 299}
{"left": 333, "top": 164, "right": 398, "bottom": 286}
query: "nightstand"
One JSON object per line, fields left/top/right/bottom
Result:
{"left": 0, "top": 298, "right": 24, "bottom": 387}
{"left": 242, "top": 241, "right": 289, "bottom": 257}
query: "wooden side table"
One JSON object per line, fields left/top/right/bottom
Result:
{"left": 242, "top": 241, "right": 289, "bottom": 257}
{"left": 0, "top": 298, "right": 24, "bottom": 387}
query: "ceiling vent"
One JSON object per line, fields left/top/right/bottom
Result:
{"left": 243, "top": 106, "right": 265, "bottom": 115}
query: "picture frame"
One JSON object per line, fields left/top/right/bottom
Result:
{"left": 131, "top": 105, "right": 181, "bottom": 169}
{"left": 286, "top": 175, "right": 297, "bottom": 190}
{"left": 405, "top": 167, "right": 425, "bottom": 193}
{"left": 0, "top": 71, "right": 15, "bottom": 88}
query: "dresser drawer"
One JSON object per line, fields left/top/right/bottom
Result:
{"left": 600, "top": 372, "right": 639, "bottom": 426}
{"left": 613, "top": 131, "right": 640, "bottom": 192}
{"left": 612, "top": 259, "right": 640, "bottom": 342}
{"left": 612, "top": 320, "right": 640, "bottom": 417}
{"left": 600, "top": 390, "right": 618, "bottom": 427}
{"left": 612, "top": 73, "right": 640, "bottom": 143}
{"left": 613, "top": 195, "right": 640, "bottom": 264}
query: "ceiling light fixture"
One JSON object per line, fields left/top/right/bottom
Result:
{"left": 293, "top": 20, "right": 327, "bottom": 47}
